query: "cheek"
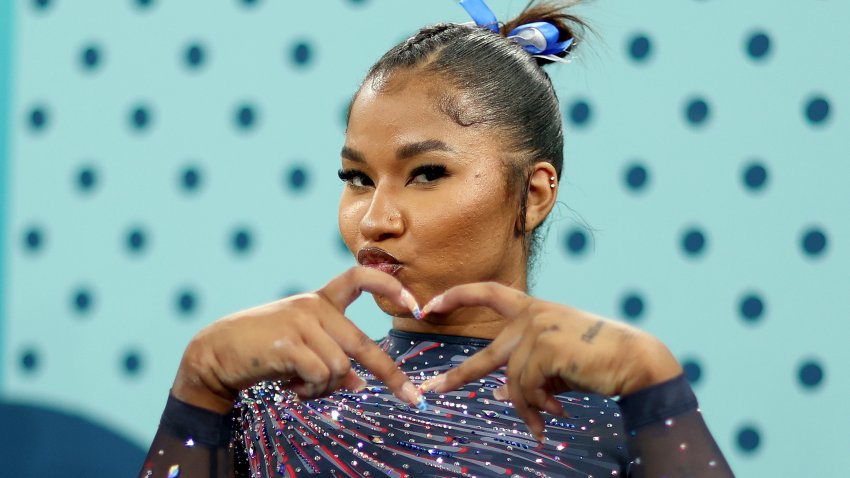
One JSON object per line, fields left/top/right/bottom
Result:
{"left": 413, "top": 173, "right": 515, "bottom": 263}
{"left": 338, "top": 195, "right": 366, "bottom": 251}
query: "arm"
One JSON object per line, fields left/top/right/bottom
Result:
{"left": 138, "top": 392, "right": 239, "bottom": 478}
{"left": 137, "top": 267, "right": 425, "bottom": 477}
{"left": 418, "top": 282, "right": 735, "bottom": 476}
{"left": 617, "top": 373, "right": 735, "bottom": 477}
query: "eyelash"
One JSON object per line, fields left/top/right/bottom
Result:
{"left": 337, "top": 164, "right": 448, "bottom": 188}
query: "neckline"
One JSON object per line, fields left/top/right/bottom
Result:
{"left": 386, "top": 328, "right": 493, "bottom": 347}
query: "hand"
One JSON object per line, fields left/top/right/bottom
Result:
{"left": 419, "top": 282, "right": 683, "bottom": 442}
{"left": 172, "top": 266, "right": 424, "bottom": 413}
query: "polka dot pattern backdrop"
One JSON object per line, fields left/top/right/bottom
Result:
{"left": 1, "top": 0, "right": 847, "bottom": 476}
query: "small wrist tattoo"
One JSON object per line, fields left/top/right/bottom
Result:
{"left": 581, "top": 320, "right": 604, "bottom": 343}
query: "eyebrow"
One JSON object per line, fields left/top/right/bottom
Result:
{"left": 341, "top": 139, "right": 455, "bottom": 163}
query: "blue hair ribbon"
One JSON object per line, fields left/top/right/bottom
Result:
{"left": 459, "top": 0, "right": 500, "bottom": 33}
{"left": 458, "top": 0, "right": 574, "bottom": 62}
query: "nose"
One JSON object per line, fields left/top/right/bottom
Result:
{"left": 359, "top": 184, "right": 405, "bottom": 242}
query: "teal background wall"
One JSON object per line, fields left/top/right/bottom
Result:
{"left": 1, "top": 0, "right": 847, "bottom": 476}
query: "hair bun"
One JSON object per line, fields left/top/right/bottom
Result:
{"left": 500, "top": 1, "right": 587, "bottom": 66}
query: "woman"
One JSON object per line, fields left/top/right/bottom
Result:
{"left": 139, "top": 2, "right": 734, "bottom": 476}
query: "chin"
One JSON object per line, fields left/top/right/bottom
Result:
{"left": 373, "top": 295, "right": 413, "bottom": 319}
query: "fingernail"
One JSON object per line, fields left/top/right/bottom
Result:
{"left": 400, "top": 288, "right": 421, "bottom": 319}
{"left": 420, "top": 374, "right": 446, "bottom": 393}
{"left": 421, "top": 294, "right": 444, "bottom": 316}
{"left": 401, "top": 382, "right": 425, "bottom": 408}
{"left": 493, "top": 384, "right": 509, "bottom": 401}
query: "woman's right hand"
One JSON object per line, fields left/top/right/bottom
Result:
{"left": 171, "top": 266, "right": 424, "bottom": 414}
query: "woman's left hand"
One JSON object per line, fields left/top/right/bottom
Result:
{"left": 418, "top": 282, "right": 684, "bottom": 442}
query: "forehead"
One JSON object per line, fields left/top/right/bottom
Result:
{"left": 346, "top": 71, "right": 504, "bottom": 157}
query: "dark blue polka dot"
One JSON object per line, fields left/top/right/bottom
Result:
{"left": 736, "top": 425, "right": 761, "bottom": 453}
{"left": 77, "top": 166, "right": 98, "bottom": 192}
{"left": 291, "top": 41, "right": 313, "bottom": 66}
{"left": 81, "top": 45, "right": 101, "bottom": 70}
{"left": 184, "top": 43, "right": 205, "bottom": 68}
{"left": 73, "top": 288, "right": 93, "bottom": 313}
{"left": 685, "top": 98, "right": 710, "bottom": 126}
{"left": 181, "top": 166, "right": 202, "bottom": 192}
{"left": 628, "top": 34, "right": 651, "bottom": 62}
{"left": 565, "top": 228, "right": 588, "bottom": 255}
{"left": 804, "top": 96, "right": 830, "bottom": 125}
{"left": 135, "top": 0, "right": 154, "bottom": 8}
{"left": 123, "top": 351, "right": 142, "bottom": 375}
{"left": 681, "top": 228, "right": 707, "bottom": 256}
{"left": 130, "top": 105, "right": 151, "bottom": 130}
{"left": 568, "top": 100, "right": 592, "bottom": 126}
{"left": 282, "top": 287, "right": 304, "bottom": 298}
{"left": 23, "top": 227, "right": 44, "bottom": 252}
{"left": 232, "top": 228, "right": 253, "bottom": 253}
{"left": 801, "top": 227, "right": 827, "bottom": 257}
{"left": 624, "top": 163, "right": 649, "bottom": 191}
{"left": 743, "top": 161, "right": 768, "bottom": 191}
{"left": 746, "top": 31, "right": 771, "bottom": 60}
{"left": 348, "top": 0, "right": 368, "bottom": 4}
{"left": 287, "top": 166, "right": 309, "bottom": 191}
{"left": 235, "top": 104, "right": 256, "bottom": 130}
{"left": 32, "top": 0, "right": 51, "bottom": 10}
{"left": 739, "top": 293, "right": 764, "bottom": 323}
{"left": 240, "top": 0, "right": 260, "bottom": 6}
{"left": 28, "top": 106, "right": 48, "bottom": 131}
{"left": 126, "top": 228, "right": 147, "bottom": 253}
{"left": 176, "top": 289, "right": 197, "bottom": 315}
{"left": 20, "top": 349, "right": 39, "bottom": 372}
{"left": 621, "top": 293, "right": 644, "bottom": 321}
{"left": 798, "top": 360, "right": 824, "bottom": 389}
{"left": 682, "top": 359, "right": 702, "bottom": 384}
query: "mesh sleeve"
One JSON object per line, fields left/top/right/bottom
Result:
{"left": 137, "top": 392, "right": 246, "bottom": 477}
{"left": 616, "top": 373, "right": 735, "bottom": 477}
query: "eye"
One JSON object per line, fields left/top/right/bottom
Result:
{"left": 409, "top": 164, "right": 448, "bottom": 185}
{"left": 337, "top": 168, "right": 374, "bottom": 188}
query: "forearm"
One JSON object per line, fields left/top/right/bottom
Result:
{"left": 616, "top": 374, "right": 735, "bottom": 477}
{"left": 138, "top": 392, "right": 240, "bottom": 478}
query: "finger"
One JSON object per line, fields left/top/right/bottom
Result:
{"left": 506, "top": 333, "right": 547, "bottom": 443}
{"left": 493, "top": 383, "right": 509, "bottom": 401}
{"left": 420, "top": 331, "right": 518, "bottom": 393}
{"left": 280, "top": 347, "right": 332, "bottom": 399}
{"left": 318, "top": 266, "right": 410, "bottom": 313}
{"left": 519, "top": 358, "right": 567, "bottom": 418}
{"left": 422, "top": 282, "right": 532, "bottom": 318}
{"left": 300, "top": 328, "right": 355, "bottom": 396}
{"left": 321, "top": 314, "right": 423, "bottom": 407}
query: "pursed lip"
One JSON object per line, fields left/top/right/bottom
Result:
{"left": 357, "top": 247, "right": 403, "bottom": 275}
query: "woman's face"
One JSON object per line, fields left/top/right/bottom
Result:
{"left": 338, "top": 72, "right": 527, "bottom": 318}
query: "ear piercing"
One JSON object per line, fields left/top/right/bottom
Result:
{"left": 549, "top": 176, "right": 556, "bottom": 189}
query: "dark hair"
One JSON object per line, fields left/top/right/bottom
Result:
{"left": 349, "top": 1, "right": 588, "bottom": 272}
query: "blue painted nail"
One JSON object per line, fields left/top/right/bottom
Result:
{"left": 416, "top": 395, "right": 428, "bottom": 411}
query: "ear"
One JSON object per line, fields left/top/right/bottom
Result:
{"left": 524, "top": 162, "right": 558, "bottom": 232}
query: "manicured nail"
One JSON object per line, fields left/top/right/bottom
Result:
{"left": 401, "top": 382, "right": 425, "bottom": 407}
{"left": 420, "top": 374, "right": 446, "bottom": 393}
{"left": 493, "top": 384, "right": 509, "bottom": 401}
{"left": 421, "top": 294, "right": 444, "bottom": 316}
{"left": 400, "top": 288, "right": 421, "bottom": 319}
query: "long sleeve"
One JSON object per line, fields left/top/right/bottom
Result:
{"left": 138, "top": 392, "right": 241, "bottom": 478}
{"left": 616, "top": 373, "right": 735, "bottom": 477}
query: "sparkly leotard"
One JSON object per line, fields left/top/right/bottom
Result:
{"left": 140, "top": 330, "right": 734, "bottom": 477}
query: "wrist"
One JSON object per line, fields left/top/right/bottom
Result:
{"left": 621, "top": 335, "right": 684, "bottom": 396}
{"left": 172, "top": 339, "right": 237, "bottom": 414}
